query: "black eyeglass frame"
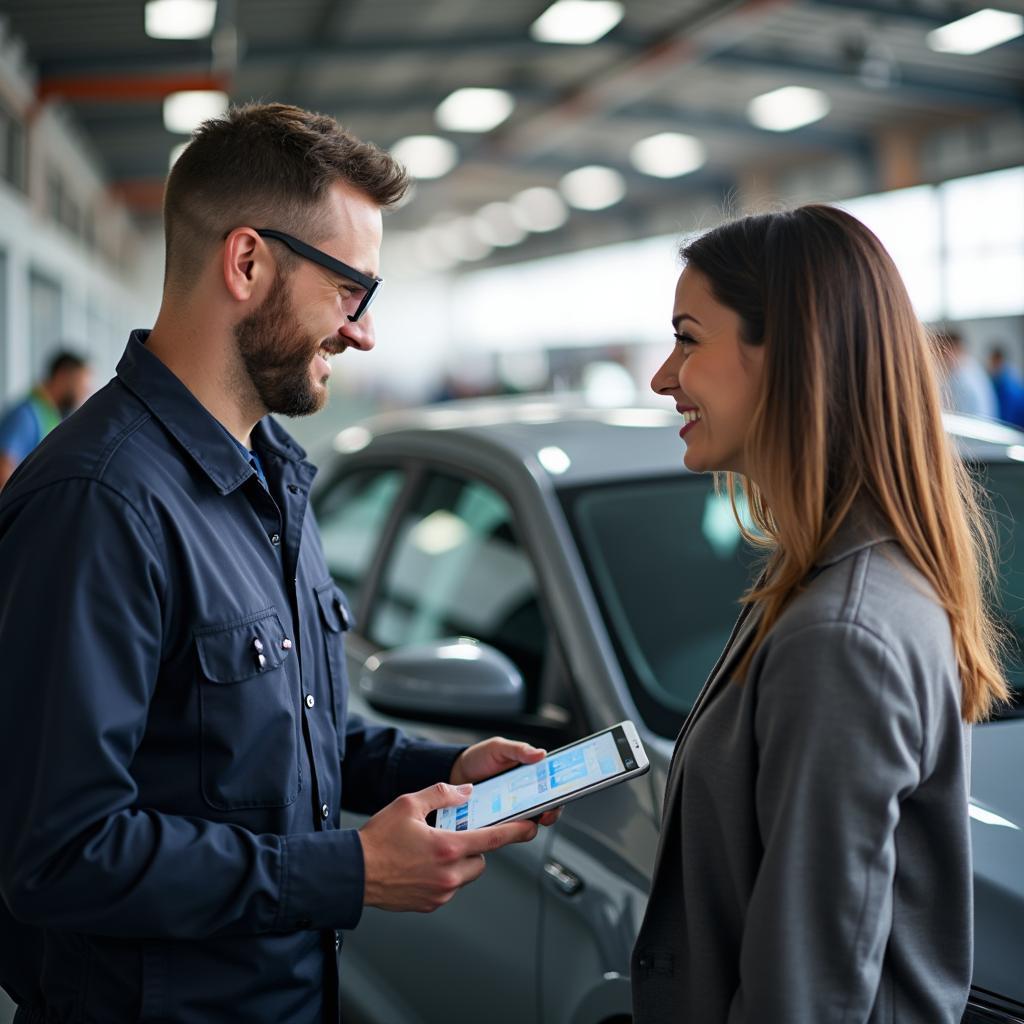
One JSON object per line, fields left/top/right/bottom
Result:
{"left": 255, "top": 228, "right": 382, "bottom": 322}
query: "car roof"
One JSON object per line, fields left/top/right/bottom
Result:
{"left": 331, "top": 395, "right": 1024, "bottom": 488}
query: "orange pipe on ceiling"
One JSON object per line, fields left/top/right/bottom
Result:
{"left": 38, "top": 72, "right": 228, "bottom": 103}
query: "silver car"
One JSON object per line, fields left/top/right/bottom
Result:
{"left": 310, "top": 397, "right": 1024, "bottom": 1024}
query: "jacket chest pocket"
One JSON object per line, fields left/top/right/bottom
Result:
{"left": 195, "top": 609, "right": 299, "bottom": 810}
{"left": 314, "top": 581, "right": 353, "bottom": 762}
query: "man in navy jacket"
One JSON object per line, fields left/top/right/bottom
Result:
{"left": 0, "top": 103, "right": 551, "bottom": 1023}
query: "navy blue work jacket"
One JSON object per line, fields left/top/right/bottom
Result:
{"left": 0, "top": 332, "right": 461, "bottom": 1023}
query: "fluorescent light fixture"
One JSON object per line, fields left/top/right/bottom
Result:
{"left": 510, "top": 187, "right": 569, "bottom": 232}
{"left": 559, "top": 165, "right": 626, "bottom": 210}
{"left": 390, "top": 135, "right": 458, "bottom": 180}
{"left": 145, "top": 0, "right": 217, "bottom": 39}
{"left": 415, "top": 225, "right": 466, "bottom": 270}
{"left": 747, "top": 86, "right": 831, "bottom": 132}
{"left": 163, "top": 90, "right": 229, "bottom": 134}
{"left": 435, "top": 88, "right": 515, "bottom": 133}
{"left": 537, "top": 446, "right": 572, "bottom": 474}
{"left": 474, "top": 202, "right": 527, "bottom": 247}
{"left": 168, "top": 141, "right": 189, "bottom": 170}
{"left": 927, "top": 8, "right": 1023, "bottom": 54}
{"left": 630, "top": 132, "right": 706, "bottom": 178}
{"left": 443, "top": 217, "right": 493, "bottom": 262}
{"left": 530, "top": 0, "right": 624, "bottom": 44}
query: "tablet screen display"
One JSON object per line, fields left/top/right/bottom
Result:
{"left": 436, "top": 725, "right": 637, "bottom": 830}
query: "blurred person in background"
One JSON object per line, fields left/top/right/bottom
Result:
{"left": 986, "top": 344, "right": 1024, "bottom": 427}
{"left": 0, "top": 349, "right": 91, "bottom": 489}
{"left": 0, "top": 103, "right": 555, "bottom": 1024}
{"left": 638, "top": 205, "right": 1007, "bottom": 1024}
{"left": 935, "top": 326, "right": 998, "bottom": 418}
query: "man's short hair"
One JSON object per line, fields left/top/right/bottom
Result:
{"left": 46, "top": 350, "right": 89, "bottom": 380}
{"left": 162, "top": 103, "right": 410, "bottom": 293}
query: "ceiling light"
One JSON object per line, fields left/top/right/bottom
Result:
{"left": 927, "top": 8, "right": 1023, "bottom": 54}
{"left": 474, "top": 202, "right": 528, "bottom": 247}
{"left": 510, "top": 187, "right": 569, "bottom": 232}
{"left": 630, "top": 132, "right": 706, "bottom": 178}
{"left": 444, "top": 217, "right": 494, "bottom": 261}
{"left": 168, "top": 141, "right": 189, "bottom": 169}
{"left": 163, "top": 90, "right": 229, "bottom": 134}
{"left": 390, "top": 135, "right": 458, "bottom": 180}
{"left": 530, "top": 0, "right": 624, "bottom": 44}
{"left": 435, "top": 88, "right": 515, "bottom": 133}
{"left": 413, "top": 230, "right": 459, "bottom": 272}
{"left": 559, "top": 165, "right": 626, "bottom": 210}
{"left": 145, "top": 0, "right": 217, "bottom": 39}
{"left": 747, "top": 86, "right": 831, "bottom": 132}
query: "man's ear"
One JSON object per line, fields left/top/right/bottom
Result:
{"left": 222, "top": 228, "right": 270, "bottom": 302}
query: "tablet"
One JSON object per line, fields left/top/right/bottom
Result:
{"left": 435, "top": 720, "right": 649, "bottom": 831}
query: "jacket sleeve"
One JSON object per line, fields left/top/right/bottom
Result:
{"left": 340, "top": 715, "right": 465, "bottom": 816}
{"left": 0, "top": 479, "right": 364, "bottom": 938}
{"left": 728, "top": 620, "right": 923, "bottom": 1024}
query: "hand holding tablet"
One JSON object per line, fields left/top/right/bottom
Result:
{"left": 436, "top": 721, "right": 649, "bottom": 831}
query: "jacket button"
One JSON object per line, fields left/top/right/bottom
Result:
{"left": 252, "top": 637, "right": 264, "bottom": 653}
{"left": 257, "top": 653, "right": 267, "bottom": 670}
{"left": 321, "top": 803, "right": 330, "bottom": 819}
{"left": 282, "top": 638, "right": 293, "bottom": 650}
{"left": 305, "top": 694, "right": 315, "bottom": 709}
{"left": 270, "top": 532, "right": 281, "bottom": 545}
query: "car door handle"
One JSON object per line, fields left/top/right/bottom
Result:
{"left": 544, "top": 860, "right": 583, "bottom": 895}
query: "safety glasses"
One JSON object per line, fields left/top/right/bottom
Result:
{"left": 255, "top": 228, "right": 382, "bottom": 323}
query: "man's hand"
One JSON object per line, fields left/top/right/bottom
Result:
{"left": 358, "top": 782, "right": 539, "bottom": 913}
{"left": 451, "top": 737, "right": 561, "bottom": 827}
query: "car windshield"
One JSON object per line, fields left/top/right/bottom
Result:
{"left": 563, "top": 464, "right": 1024, "bottom": 739}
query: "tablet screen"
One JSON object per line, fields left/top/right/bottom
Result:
{"left": 436, "top": 725, "right": 636, "bottom": 830}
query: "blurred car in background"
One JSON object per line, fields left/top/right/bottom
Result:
{"left": 310, "top": 397, "right": 1024, "bottom": 1024}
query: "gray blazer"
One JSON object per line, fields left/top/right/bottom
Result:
{"left": 631, "top": 513, "right": 973, "bottom": 1023}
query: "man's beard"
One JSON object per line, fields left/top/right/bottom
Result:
{"left": 234, "top": 275, "right": 330, "bottom": 418}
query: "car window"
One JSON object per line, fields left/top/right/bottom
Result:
{"left": 567, "top": 463, "right": 1024, "bottom": 738}
{"left": 369, "top": 473, "right": 549, "bottom": 696}
{"left": 315, "top": 467, "right": 404, "bottom": 609}
{"left": 565, "top": 476, "right": 760, "bottom": 737}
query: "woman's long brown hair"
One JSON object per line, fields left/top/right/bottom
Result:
{"left": 682, "top": 204, "right": 1009, "bottom": 723}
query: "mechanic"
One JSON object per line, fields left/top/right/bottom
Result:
{"left": 0, "top": 102, "right": 555, "bottom": 1024}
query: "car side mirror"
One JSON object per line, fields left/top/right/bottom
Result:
{"left": 358, "top": 637, "right": 526, "bottom": 721}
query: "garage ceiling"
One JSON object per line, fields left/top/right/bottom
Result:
{"left": 2, "top": 0, "right": 1022, "bottom": 268}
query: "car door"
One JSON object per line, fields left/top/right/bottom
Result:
{"left": 318, "top": 463, "right": 582, "bottom": 1023}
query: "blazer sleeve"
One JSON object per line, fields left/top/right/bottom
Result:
{"left": 0, "top": 480, "right": 365, "bottom": 938}
{"left": 729, "top": 620, "right": 923, "bottom": 1024}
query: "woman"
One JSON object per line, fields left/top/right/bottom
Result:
{"left": 633, "top": 205, "right": 1008, "bottom": 1023}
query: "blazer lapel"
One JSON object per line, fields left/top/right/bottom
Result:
{"left": 646, "top": 600, "right": 763, "bottom": 890}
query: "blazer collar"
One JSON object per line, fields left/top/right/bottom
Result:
{"left": 813, "top": 502, "right": 897, "bottom": 572}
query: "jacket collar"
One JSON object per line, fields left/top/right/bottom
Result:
{"left": 813, "top": 500, "right": 897, "bottom": 571}
{"left": 117, "top": 330, "right": 308, "bottom": 495}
